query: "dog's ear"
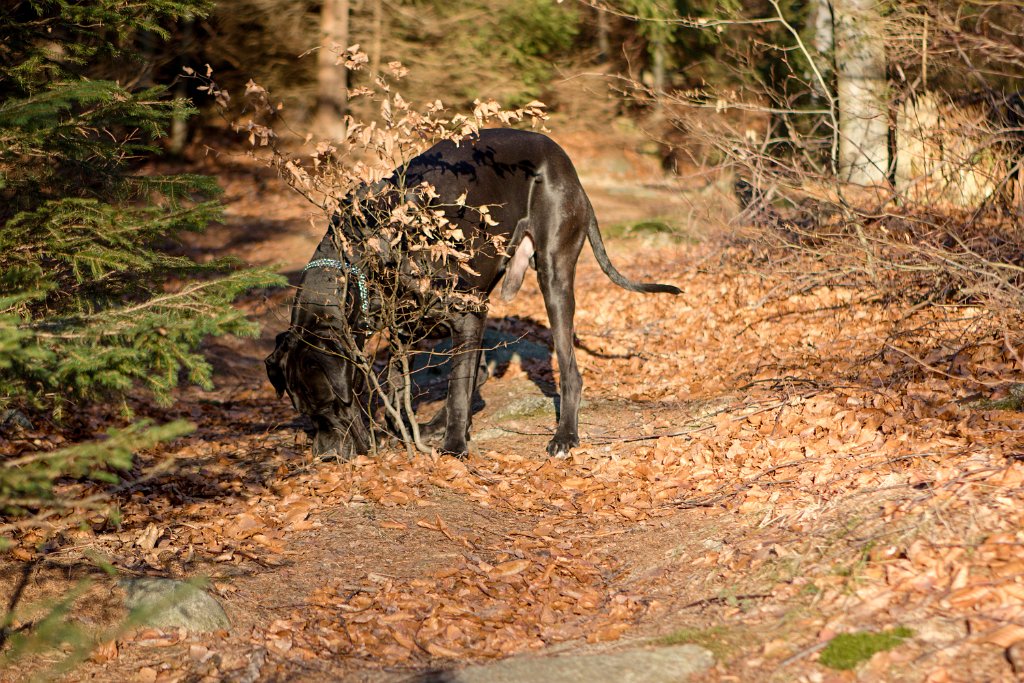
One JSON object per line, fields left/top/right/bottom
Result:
{"left": 265, "top": 330, "right": 293, "bottom": 397}
{"left": 318, "top": 341, "right": 355, "bottom": 406}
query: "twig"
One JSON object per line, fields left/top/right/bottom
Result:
{"left": 680, "top": 593, "right": 772, "bottom": 610}
{"left": 883, "top": 342, "right": 1004, "bottom": 387}
{"left": 778, "top": 639, "right": 829, "bottom": 667}
{"left": 400, "top": 351, "right": 430, "bottom": 454}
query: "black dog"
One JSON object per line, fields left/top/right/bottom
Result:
{"left": 266, "top": 128, "right": 680, "bottom": 458}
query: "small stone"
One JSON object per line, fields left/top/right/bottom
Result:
{"left": 0, "top": 408, "right": 34, "bottom": 434}
{"left": 906, "top": 618, "right": 965, "bottom": 645}
{"left": 121, "top": 577, "right": 230, "bottom": 633}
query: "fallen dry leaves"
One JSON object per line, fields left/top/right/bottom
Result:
{"left": 3, "top": 227, "right": 1024, "bottom": 680}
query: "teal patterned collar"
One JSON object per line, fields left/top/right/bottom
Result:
{"left": 302, "top": 258, "right": 369, "bottom": 314}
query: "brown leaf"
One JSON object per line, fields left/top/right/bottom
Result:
{"left": 226, "top": 513, "right": 264, "bottom": 539}
{"left": 90, "top": 639, "right": 118, "bottom": 663}
{"left": 586, "top": 622, "right": 630, "bottom": 643}
{"left": 135, "top": 523, "right": 161, "bottom": 551}
{"left": 424, "top": 641, "right": 462, "bottom": 658}
{"left": 11, "top": 547, "right": 33, "bottom": 561}
{"left": 389, "top": 627, "right": 421, "bottom": 653}
{"left": 946, "top": 585, "right": 992, "bottom": 609}
{"left": 983, "top": 624, "right": 1024, "bottom": 648}
{"left": 923, "top": 668, "right": 952, "bottom": 683}
{"left": 490, "top": 559, "right": 531, "bottom": 578}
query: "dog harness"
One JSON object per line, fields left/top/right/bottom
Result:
{"left": 302, "top": 258, "right": 370, "bottom": 314}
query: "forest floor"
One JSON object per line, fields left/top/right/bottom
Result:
{"left": 4, "top": 135, "right": 1024, "bottom": 682}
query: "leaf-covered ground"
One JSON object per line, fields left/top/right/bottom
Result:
{"left": 4, "top": 150, "right": 1024, "bottom": 682}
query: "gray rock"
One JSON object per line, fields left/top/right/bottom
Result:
{"left": 489, "top": 391, "right": 590, "bottom": 423}
{"left": 121, "top": 577, "right": 230, "bottom": 633}
{"left": 446, "top": 645, "right": 714, "bottom": 683}
{"left": 905, "top": 617, "right": 966, "bottom": 645}
{"left": 472, "top": 427, "right": 508, "bottom": 441}
{"left": 492, "top": 394, "right": 556, "bottom": 422}
{"left": 0, "top": 408, "right": 34, "bottom": 433}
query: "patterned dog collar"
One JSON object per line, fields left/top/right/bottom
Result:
{"left": 303, "top": 258, "right": 369, "bottom": 314}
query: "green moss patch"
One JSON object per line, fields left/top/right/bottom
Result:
{"left": 819, "top": 627, "right": 913, "bottom": 670}
{"left": 604, "top": 219, "right": 697, "bottom": 242}
{"left": 657, "top": 626, "right": 738, "bottom": 660}
{"left": 966, "top": 383, "right": 1024, "bottom": 411}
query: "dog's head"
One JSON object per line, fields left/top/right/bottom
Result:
{"left": 265, "top": 329, "right": 371, "bottom": 458}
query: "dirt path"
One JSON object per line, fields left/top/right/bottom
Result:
{"left": 5, "top": 155, "right": 1024, "bottom": 682}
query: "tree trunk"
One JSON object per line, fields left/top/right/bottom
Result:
{"left": 596, "top": 8, "right": 610, "bottom": 64}
{"left": 168, "top": 21, "right": 194, "bottom": 156}
{"left": 652, "top": 39, "right": 666, "bottom": 94}
{"left": 833, "top": 0, "right": 888, "bottom": 185}
{"left": 370, "top": 0, "right": 383, "bottom": 80}
{"left": 813, "top": 0, "right": 834, "bottom": 58}
{"left": 810, "top": 0, "right": 833, "bottom": 103}
{"left": 315, "top": 0, "right": 349, "bottom": 139}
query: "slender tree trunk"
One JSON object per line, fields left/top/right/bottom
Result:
{"left": 370, "top": 0, "right": 383, "bottom": 80}
{"left": 315, "top": 0, "right": 349, "bottom": 139}
{"left": 833, "top": 0, "right": 889, "bottom": 185}
{"left": 168, "top": 21, "right": 194, "bottom": 155}
{"left": 652, "top": 39, "right": 666, "bottom": 94}
{"left": 596, "top": 8, "right": 610, "bottom": 64}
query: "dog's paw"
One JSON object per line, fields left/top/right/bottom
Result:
{"left": 546, "top": 433, "right": 579, "bottom": 458}
{"left": 439, "top": 439, "right": 470, "bottom": 460}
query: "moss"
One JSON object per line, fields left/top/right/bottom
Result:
{"left": 968, "top": 396, "right": 1024, "bottom": 411}
{"left": 966, "top": 383, "right": 1024, "bottom": 411}
{"left": 818, "top": 627, "right": 913, "bottom": 670}
{"left": 657, "top": 626, "right": 737, "bottom": 660}
{"left": 604, "top": 218, "right": 698, "bottom": 243}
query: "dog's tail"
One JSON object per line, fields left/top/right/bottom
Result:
{"left": 586, "top": 210, "right": 682, "bottom": 295}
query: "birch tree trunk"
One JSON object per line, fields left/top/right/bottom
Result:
{"left": 811, "top": 0, "right": 833, "bottom": 102}
{"left": 833, "top": 0, "right": 889, "bottom": 185}
{"left": 315, "top": 0, "right": 349, "bottom": 139}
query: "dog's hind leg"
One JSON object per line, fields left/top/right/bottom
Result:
{"left": 536, "top": 233, "right": 585, "bottom": 458}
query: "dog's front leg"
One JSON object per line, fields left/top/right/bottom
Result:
{"left": 420, "top": 354, "right": 489, "bottom": 441}
{"left": 441, "top": 311, "right": 486, "bottom": 457}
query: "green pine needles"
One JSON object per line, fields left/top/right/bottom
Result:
{"left": 1, "top": 2, "right": 280, "bottom": 668}
{"left": 0, "top": 1, "right": 283, "bottom": 414}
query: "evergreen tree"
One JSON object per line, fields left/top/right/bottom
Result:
{"left": 0, "top": 0, "right": 282, "bottom": 416}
